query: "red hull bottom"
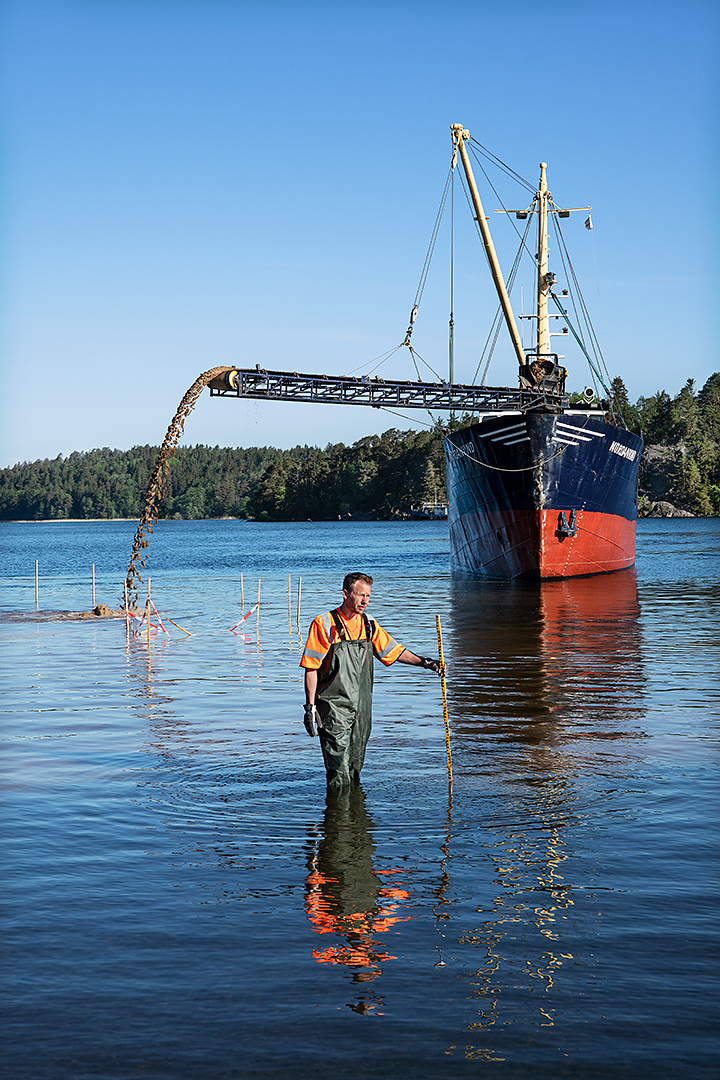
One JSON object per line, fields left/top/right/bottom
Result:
{"left": 450, "top": 508, "right": 637, "bottom": 579}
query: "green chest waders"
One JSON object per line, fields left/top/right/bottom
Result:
{"left": 316, "top": 612, "right": 375, "bottom": 793}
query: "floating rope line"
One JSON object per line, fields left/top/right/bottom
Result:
{"left": 124, "top": 366, "right": 235, "bottom": 610}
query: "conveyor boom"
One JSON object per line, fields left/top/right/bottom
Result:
{"left": 208, "top": 367, "right": 567, "bottom": 412}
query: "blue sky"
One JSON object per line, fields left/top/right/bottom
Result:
{"left": 1, "top": 0, "right": 718, "bottom": 468}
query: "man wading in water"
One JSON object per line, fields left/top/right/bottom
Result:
{"left": 300, "top": 573, "right": 441, "bottom": 793}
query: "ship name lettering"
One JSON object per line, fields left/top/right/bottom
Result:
{"left": 609, "top": 441, "right": 636, "bottom": 461}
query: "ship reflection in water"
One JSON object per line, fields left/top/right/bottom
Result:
{"left": 443, "top": 570, "right": 646, "bottom": 1053}
{"left": 448, "top": 567, "right": 645, "bottom": 738}
{"left": 305, "top": 787, "right": 411, "bottom": 1015}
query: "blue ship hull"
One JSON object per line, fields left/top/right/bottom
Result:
{"left": 445, "top": 411, "right": 643, "bottom": 579}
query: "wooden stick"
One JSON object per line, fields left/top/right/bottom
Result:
{"left": 166, "top": 617, "right": 192, "bottom": 636}
{"left": 257, "top": 578, "right": 261, "bottom": 634}
{"left": 288, "top": 574, "right": 292, "bottom": 629}
{"left": 124, "top": 581, "right": 130, "bottom": 642}
{"left": 436, "top": 615, "right": 452, "bottom": 790}
{"left": 35, "top": 560, "right": 39, "bottom": 611}
{"left": 92, "top": 564, "right": 96, "bottom": 608}
{"left": 147, "top": 579, "right": 151, "bottom": 651}
{"left": 240, "top": 572, "right": 244, "bottom": 610}
{"left": 297, "top": 577, "right": 302, "bottom": 630}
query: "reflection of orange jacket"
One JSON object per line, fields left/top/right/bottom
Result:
{"left": 300, "top": 610, "right": 404, "bottom": 671}
{"left": 305, "top": 867, "right": 410, "bottom": 967}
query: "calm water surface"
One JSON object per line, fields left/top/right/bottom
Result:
{"left": 1, "top": 519, "right": 718, "bottom": 1079}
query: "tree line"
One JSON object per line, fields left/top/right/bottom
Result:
{"left": 605, "top": 372, "right": 720, "bottom": 515}
{"left": 1, "top": 373, "right": 718, "bottom": 521}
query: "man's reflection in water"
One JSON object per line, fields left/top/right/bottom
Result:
{"left": 305, "top": 786, "right": 410, "bottom": 1014}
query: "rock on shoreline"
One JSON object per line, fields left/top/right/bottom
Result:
{"left": 641, "top": 500, "right": 694, "bottom": 518}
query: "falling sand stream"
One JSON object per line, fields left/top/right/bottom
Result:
{"left": 124, "top": 366, "right": 235, "bottom": 610}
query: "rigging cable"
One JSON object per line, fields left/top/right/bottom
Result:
{"left": 476, "top": 212, "right": 534, "bottom": 385}
{"left": 549, "top": 209, "right": 594, "bottom": 391}
{"left": 404, "top": 163, "right": 454, "bottom": 346}
{"left": 550, "top": 208, "right": 587, "bottom": 348}
{"left": 407, "top": 344, "right": 443, "bottom": 383}
{"left": 453, "top": 165, "right": 531, "bottom": 387}
{"left": 344, "top": 343, "right": 404, "bottom": 377}
{"left": 551, "top": 213, "right": 613, "bottom": 389}
{"left": 549, "top": 291, "right": 609, "bottom": 395}
{"left": 590, "top": 222, "right": 610, "bottom": 361}
{"left": 460, "top": 146, "right": 546, "bottom": 384}
{"left": 348, "top": 155, "right": 454, "bottom": 388}
{"left": 467, "top": 138, "right": 536, "bottom": 195}
{"left": 468, "top": 143, "right": 538, "bottom": 263}
{"left": 375, "top": 406, "right": 436, "bottom": 429}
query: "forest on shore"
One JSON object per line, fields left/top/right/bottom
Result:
{"left": 1, "top": 373, "right": 719, "bottom": 521}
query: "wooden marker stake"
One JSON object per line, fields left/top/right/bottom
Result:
{"left": 147, "top": 579, "right": 152, "bottom": 651}
{"left": 297, "top": 577, "right": 302, "bottom": 631}
{"left": 435, "top": 615, "right": 453, "bottom": 790}
{"left": 35, "top": 560, "right": 39, "bottom": 611}
{"left": 240, "top": 572, "right": 244, "bottom": 611}
{"left": 92, "top": 564, "right": 96, "bottom": 608}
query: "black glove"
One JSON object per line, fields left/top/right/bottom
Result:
{"left": 303, "top": 703, "right": 322, "bottom": 737}
{"left": 419, "top": 656, "right": 442, "bottom": 675}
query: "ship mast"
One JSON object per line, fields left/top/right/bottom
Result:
{"left": 451, "top": 125, "right": 526, "bottom": 369}
{"left": 536, "top": 163, "right": 552, "bottom": 359}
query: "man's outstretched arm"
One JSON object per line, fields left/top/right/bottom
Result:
{"left": 396, "top": 649, "right": 441, "bottom": 673}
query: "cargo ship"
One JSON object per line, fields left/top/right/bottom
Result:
{"left": 207, "top": 124, "right": 641, "bottom": 580}
{"left": 444, "top": 125, "right": 642, "bottom": 578}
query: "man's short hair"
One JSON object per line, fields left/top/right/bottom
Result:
{"left": 343, "top": 572, "right": 373, "bottom": 593}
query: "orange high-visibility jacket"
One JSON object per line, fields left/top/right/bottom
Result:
{"left": 300, "top": 610, "right": 404, "bottom": 672}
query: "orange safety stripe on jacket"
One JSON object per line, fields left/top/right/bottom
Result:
{"left": 300, "top": 610, "right": 404, "bottom": 670}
